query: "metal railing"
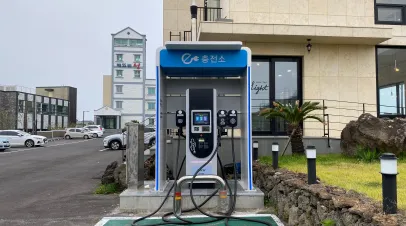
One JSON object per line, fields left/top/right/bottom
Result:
{"left": 169, "top": 6, "right": 222, "bottom": 42}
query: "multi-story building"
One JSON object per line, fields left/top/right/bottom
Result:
{"left": 164, "top": 0, "right": 406, "bottom": 138}
{"left": 0, "top": 85, "right": 71, "bottom": 131}
{"left": 36, "top": 86, "right": 77, "bottom": 125}
{"left": 95, "top": 27, "right": 156, "bottom": 129}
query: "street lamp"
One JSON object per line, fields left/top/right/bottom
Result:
{"left": 82, "top": 110, "right": 89, "bottom": 127}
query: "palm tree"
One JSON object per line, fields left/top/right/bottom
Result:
{"left": 259, "top": 100, "right": 324, "bottom": 155}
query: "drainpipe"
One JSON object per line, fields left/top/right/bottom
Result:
{"left": 191, "top": 0, "right": 197, "bottom": 41}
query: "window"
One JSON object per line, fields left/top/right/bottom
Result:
{"left": 147, "top": 102, "right": 155, "bottom": 110}
{"left": 148, "top": 118, "right": 155, "bottom": 125}
{"left": 75, "top": 129, "right": 82, "bottom": 132}
{"left": 116, "top": 101, "right": 123, "bottom": 109}
{"left": 62, "top": 106, "right": 68, "bottom": 115}
{"left": 377, "top": 47, "right": 406, "bottom": 117}
{"left": 26, "top": 101, "right": 34, "bottom": 113}
{"left": 116, "top": 85, "right": 123, "bottom": 93}
{"left": 36, "top": 103, "right": 42, "bottom": 114}
{"left": 251, "top": 57, "right": 302, "bottom": 136}
{"left": 50, "top": 104, "right": 56, "bottom": 114}
{"left": 147, "top": 87, "right": 155, "bottom": 95}
{"left": 69, "top": 129, "right": 75, "bottom": 132}
{"left": 134, "top": 54, "right": 141, "bottom": 62}
{"left": 375, "top": 0, "right": 406, "bottom": 24}
{"left": 57, "top": 105, "right": 63, "bottom": 115}
{"left": 116, "top": 54, "right": 123, "bottom": 61}
{"left": 18, "top": 100, "right": 24, "bottom": 113}
{"left": 134, "top": 70, "right": 141, "bottom": 78}
{"left": 8, "top": 131, "right": 19, "bottom": 136}
{"left": 114, "top": 38, "right": 128, "bottom": 46}
{"left": 42, "top": 103, "right": 49, "bottom": 114}
{"left": 116, "top": 70, "right": 123, "bottom": 77}
{"left": 129, "top": 39, "right": 143, "bottom": 47}
{"left": 145, "top": 127, "right": 155, "bottom": 132}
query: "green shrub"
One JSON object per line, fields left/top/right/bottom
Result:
{"left": 355, "top": 145, "right": 382, "bottom": 163}
{"left": 321, "top": 219, "right": 336, "bottom": 226}
{"left": 94, "top": 183, "right": 119, "bottom": 194}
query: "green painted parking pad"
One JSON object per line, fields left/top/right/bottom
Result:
{"left": 95, "top": 214, "right": 284, "bottom": 226}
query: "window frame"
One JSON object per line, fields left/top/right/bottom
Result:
{"left": 116, "top": 70, "right": 123, "bottom": 78}
{"left": 134, "top": 70, "right": 141, "bottom": 78}
{"left": 147, "top": 102, "right": 156, "bottom": 110}
{"left": 134, "top": 54, "right": 141, "bottom": 62}
{"left": 116, "top": 101, "right": 123, "bottom": 109}
{"left": 376, "top": 45, "right": 406, "bottom": 118}
{"left": 116, "top": 54, "right": 123, "bottom": 62}
{"left": 251, "top": 56, "right": 303, "bottom": 136}
{"left": 147, "top": 87, "right": 155, "bottom": 95}
{"left": 115, "top": 85, "right": 123, "bottom": 94}
{"left": 375, "top": 0, "right": 406, "bottom": 25}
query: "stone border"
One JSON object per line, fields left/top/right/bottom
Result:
{"left": 253, "top": 162, "right": 406, "bottom": 226}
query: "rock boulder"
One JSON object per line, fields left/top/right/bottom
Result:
{"left": 341, "top": 113, "right": 406, "bottom": 156}
{"left": 101, "top": 161, "right": 118, "bottom": 184}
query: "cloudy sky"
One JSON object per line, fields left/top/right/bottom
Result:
{"left": 0, "top": 0, "right": 162, "bottom": 120}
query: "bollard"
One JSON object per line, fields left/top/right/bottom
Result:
{"left": 253, "top": 141, "right": 259, "bottom": 161}
{"left": 380, "top": 153, "right": 398, "bottom": 214}
{"left": 306, "top": 146, "right": 317, "bottom": 185}
{"left": 272, "top": 142, "right": 279, "bottom": 170}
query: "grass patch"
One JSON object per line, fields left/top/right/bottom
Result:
{"left": 260, "top": 153, "right": 406, "bottom": 209}
{"left": 94, "top": 183, "right": 120, "bottom": 194}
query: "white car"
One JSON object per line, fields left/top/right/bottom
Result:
{"left": 0, "top": 130, "right": 48, "bottom": 148}
{"left": 64, "top": 128, "right": 94, "bottom": 139}
{"left": 103, "top": 127, "right": 155, "bottom": 150}
{"left": 84, "top": 125, "right": 105, "bottom": 137}
{"left": 0, "top": 137, "right": 11, "bottom": 152}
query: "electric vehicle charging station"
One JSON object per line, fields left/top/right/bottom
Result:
{"left": 119, "top": 41, "right": 265, "bottom": 218}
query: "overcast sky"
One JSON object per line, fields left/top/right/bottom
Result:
{"left": 0, "top": 0, "right": 163, "bottom": 121}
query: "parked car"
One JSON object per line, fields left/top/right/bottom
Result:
{"left": 64, "top": 128, "right": 94, "bottom": 139}
{"left": 0, "top": 137, "right": 11, "bottom": 152}
{"left": 103, "top": 127, "right": 156, "bottom": 150}
{"left": 83, "top": 127, "right": 103, "bottom": 138}
{"left": 144, "top": 127, "right": 156, "bottom": 146}
{"left": 84, "top": 125, "right": 105, "bottom": 134}
{"left": 0, "top": 130, "right": 47, "bottom": 148}
{"left": 103, "top": 131, "right": 127, "bottom": 150}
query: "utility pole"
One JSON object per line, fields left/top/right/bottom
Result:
{"left": 82, "top": 110, "right": 89, "bottom": 127}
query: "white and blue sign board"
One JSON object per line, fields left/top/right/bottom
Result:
{"left": 155, "top": 42, "right": 254, "bottom": 192}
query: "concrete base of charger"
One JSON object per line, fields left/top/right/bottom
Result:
{"left": 119, "top": 180, "right": 264, "bottom": 212}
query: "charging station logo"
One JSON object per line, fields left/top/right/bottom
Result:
{"left": 181, "top": 53, "right": 199, "bottom": 65}
{"left": 190, "top": 138, "right": 196, "bottom": 153}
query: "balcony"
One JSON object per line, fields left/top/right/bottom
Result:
{"left": 169, "top": 6, "right": 222, "bottom": 42}
{"left": 198, "top": 22, "right": 393, "bottom": 45}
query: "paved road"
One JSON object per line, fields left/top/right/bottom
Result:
{"left": 0, "top": 138, "right": 122, "bottom": 226}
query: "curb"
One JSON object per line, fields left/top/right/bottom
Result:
{"left": 47, "top": 137, "right": 64, "bottom": 142}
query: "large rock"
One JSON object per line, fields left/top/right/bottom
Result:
{"left": 101, "top": 161, "right": 118, "bottom": 184}
{"left": 341, "top": 113, "right": 406, "bottom": 156}
{"left": 114, "top": 163, "right": 127, "bottom": 189}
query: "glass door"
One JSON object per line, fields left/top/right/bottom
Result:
{"left": 252, "top": 57, "right": 302, "bottom": 136}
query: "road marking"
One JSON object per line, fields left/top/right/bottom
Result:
{"left": 99, "top": 148, "right": 109, "bottom": 152}
{"left": 0, "top": 140, "right": 91, "bottom": 155}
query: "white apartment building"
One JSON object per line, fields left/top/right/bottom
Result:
{"left": 95, "top": 27, "right": 156, "bottom": 129}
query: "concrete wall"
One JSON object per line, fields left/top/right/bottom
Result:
{"left": 247, "top": 42, "right": 377, "bottom": 138}
{"left": 36, "top": 87, "right": 69, "bottom": 100}
{"left": 163, "top": 0, "right": 406, "bottom": 45}
{"left": 103, "top": 75, "right": 112, "bottom": 107}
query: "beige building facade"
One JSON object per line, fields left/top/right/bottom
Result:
{"left": 163, "top": 0, "right": 406, "bottom": 138}
{"left": 103, "top": 75, "right": 112, "bottom": 107}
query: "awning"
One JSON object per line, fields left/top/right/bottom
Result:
{"left": 198, "top": 22, "right": 393, "bottom": 45}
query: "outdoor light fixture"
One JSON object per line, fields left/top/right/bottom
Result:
{"left": 394, "top": 60, "right": 400, "bottom": 72}
{"left": 306, "top": 145, "right": 317, "bottom": 184}
{"left": 272, "top": 142, "right": 279, "bottom": 170}
{"left": 306, "top": 39, "right": 312, "bottom": 53}
{"left": 253, "top": 141, "right": 259, "bottom": 161}
{"left": 380, "top": 153, "right": 398, "bottom": 214}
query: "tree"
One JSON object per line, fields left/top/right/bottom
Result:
{"left": 259, "top": 100, "right": 324, "bottom": 155}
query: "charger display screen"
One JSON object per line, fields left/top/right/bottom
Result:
{"left": 193, "top": 112, "right": 210, "bottom": 125}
